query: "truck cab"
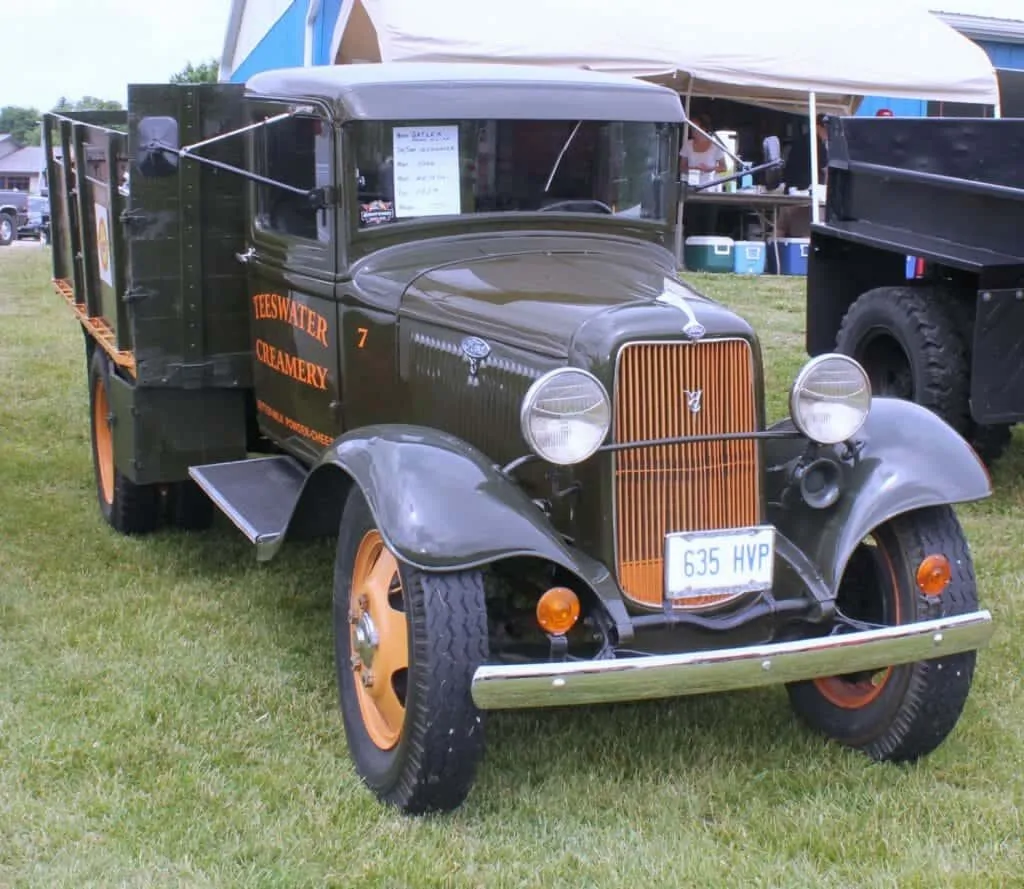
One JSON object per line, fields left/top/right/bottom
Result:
{"left": 44, "top": 64, "right": 995, "bottom": 815}
{"left": 212, "top": 64, "right": 681, "bottom": 467}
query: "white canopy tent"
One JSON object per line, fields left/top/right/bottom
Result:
{"left": 329, "top": 0, "right": 1001, "bottom": 116}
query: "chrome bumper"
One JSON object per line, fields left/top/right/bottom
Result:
{"left": 470, "top": 611, "right": 994, "bottom": 710}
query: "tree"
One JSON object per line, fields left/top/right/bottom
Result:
{"left": 0, "top": 106, "right": 42, "bottom": 146}
{"left": 170, "top": 59, "right": 220, "bottom": 84}
{"left": 52, "top": 96, "right": 124, "bottom": 112}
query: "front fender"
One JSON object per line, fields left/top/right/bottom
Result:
{"left": 765, "top": 397, "right": 991, "bottom": 594}
{"left": 298, "top": 424, "right": 635, "bottom": 640}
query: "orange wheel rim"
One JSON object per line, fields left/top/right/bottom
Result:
{"left": 349, "top": 530, "right": 408, "bottom": 750}
{"left": 814, "top": 666, "right": 893, "bottom": 709}
{"left": 93, "top": 375, "right": 114, "bottom": 506}
{"left": 814, "top": 538, "right": 901, "bottom": 710}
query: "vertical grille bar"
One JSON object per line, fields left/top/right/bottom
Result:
{"left": 613, "top": 340, "right": 760, "bottom": 608}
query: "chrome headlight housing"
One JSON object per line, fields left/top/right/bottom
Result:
{"left": 520, "top": 368, "right": 611, "bottom": 465}
{"left": 789, "top": 354, "right": 872, "bottom": 445}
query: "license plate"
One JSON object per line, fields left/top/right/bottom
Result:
{"left": 665, "top": 526, "right": 775, "bottom": 602}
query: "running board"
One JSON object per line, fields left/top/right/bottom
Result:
{"left": 189, "top": 455, "right": 307, "bottom": 551}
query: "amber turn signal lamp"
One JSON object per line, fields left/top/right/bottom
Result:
{"left": 916, "top": 554, "right": 952, "bottom": 597}
{"left": 536, "top": 586, "right": 581, "bottom": 635}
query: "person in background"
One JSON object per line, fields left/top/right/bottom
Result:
{"left": 758, "top": 119, "right": 784, "bottom": 190}
{"left": 876, "top": 108, "right": 895, "bottom": 117}
{"left": 680, "top": 113, "right": 727, "bottom": 184}
{"left": 777, "top": 115, "right": 830, "bottom": 237}
{"left": 782, "top": 114, "right": 829, "bottom": 192}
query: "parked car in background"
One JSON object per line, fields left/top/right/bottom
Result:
{"left": 18, "top": 194, "right": 50, "bottom": 243}
{"left": 0, "top": 189, "right": 29, "bottom": 246}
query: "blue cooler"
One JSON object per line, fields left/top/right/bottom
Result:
{"left": 733, "top": 240, "right": 766, "bottom": 275}
{"left": 684, "top": 236, "right": 734, "bottom": 273}
{"left": 767, "top": 238, "right": 810, "bottom": 275}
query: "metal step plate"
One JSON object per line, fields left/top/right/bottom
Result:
{"left": 189, "top": 455, "right": 307, "bottom": 546}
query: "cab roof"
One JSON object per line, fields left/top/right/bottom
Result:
{"left": 244, "top": 62, "right": 686, "bottom": 124}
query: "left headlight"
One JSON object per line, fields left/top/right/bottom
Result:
{"left": 520, "top": 368, "right": 611, "bottom": 465}
{"left": 790, "top": 353, "right": 872, "bottom": 445}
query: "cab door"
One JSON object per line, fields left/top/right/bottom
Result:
{"left": 245, "top": 105, "right": 339, "bottom": 462}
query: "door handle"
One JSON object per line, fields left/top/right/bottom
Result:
{"left": 235, "top": 247, "right": 255, "bottom": 264}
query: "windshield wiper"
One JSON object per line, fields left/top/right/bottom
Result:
{"left": 544, "top": 121, "right": 583, "bottom": 193}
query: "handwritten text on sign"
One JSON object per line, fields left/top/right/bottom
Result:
{"left": 392, "top": 125, "right": 461, "bottom": 218}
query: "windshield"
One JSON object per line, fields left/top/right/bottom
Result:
{"left": 350, "top": 119, "right": 677, "bottom": 229}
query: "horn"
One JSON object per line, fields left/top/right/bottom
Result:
{"left": 797, "top": 457, "right": 842, "bottom": 510}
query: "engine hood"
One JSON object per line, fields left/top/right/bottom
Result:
{"left": 358, "top": 233, "right": 755, "bottom": 357}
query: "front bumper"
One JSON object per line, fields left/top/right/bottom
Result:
{"left": 470, "top": 610, "right": 994, "bottom": 710}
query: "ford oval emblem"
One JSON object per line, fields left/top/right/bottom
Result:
{"left": 461, "top": 335, "right": 491, "bottom": 381}
{"left": 461, "top": 336, "right": 491, "bottom": 360}
{"left": 683, "top": 320, "right": 706, "bottom": 340}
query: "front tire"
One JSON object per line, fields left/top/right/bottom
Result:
{"left": 88, "top": 350, "right": 162, "bottom": 534}
{"left": 333, "top": 489, "right": 489, "bottom": 814}
{"left": 787, "top": 505, "right": 979, "bottom": 762}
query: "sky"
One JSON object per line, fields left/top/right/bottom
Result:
{"left": 4, "top": 0, "right": 232, "bottom": 111}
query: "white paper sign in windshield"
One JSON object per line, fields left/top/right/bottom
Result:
{"left": 392, "top": 125, "right": 461, "bottom": 218}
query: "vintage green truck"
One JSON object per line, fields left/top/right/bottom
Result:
{"left": 44, "top": 63, "right": 995, "bottom": 815}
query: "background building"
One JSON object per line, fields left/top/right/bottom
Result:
{"left": 860, "top": 1, "right": 1024, "bottom": 116}
{"left": 0, "top": 135, "right": 44, "bottom": 192}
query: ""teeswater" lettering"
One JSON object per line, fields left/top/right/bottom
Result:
{"left": 252, "top": 292, "right": 329, "bottom": 348}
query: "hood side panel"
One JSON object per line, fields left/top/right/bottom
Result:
{"left": 398, "top": 320, "right": 560, "bottom": 467}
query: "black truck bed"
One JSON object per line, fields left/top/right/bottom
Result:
{"left": 814, "top": 116, "right": 1024, "bottom": 275}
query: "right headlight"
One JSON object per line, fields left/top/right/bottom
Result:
{"left": 520, "top": 367, "right": 611, "bottom": 465}
{"left": 789, "top": 353, "right": 872, "bottom": 444}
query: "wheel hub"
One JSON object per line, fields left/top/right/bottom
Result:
{"left": 353, "top": 611, "right": 379, "bottom": 668}
{"left": 347, "top": 529, "right": 410, "bottom": 750}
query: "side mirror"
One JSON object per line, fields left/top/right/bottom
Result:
{"left": 136, "top": 116, "right": 179, "bottom": 178}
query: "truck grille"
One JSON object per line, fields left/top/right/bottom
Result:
{"left": 613, "top": 339, "right": 761, "bottom": 609}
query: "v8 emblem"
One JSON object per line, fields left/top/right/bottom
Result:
{"left": 684, "top": 389, "right": 703, "bottom": 414}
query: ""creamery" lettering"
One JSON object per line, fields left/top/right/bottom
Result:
{"left": 255, "top": 338, "right": 329, "bottom": 390}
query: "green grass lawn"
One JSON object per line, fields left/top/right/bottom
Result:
{"left": 1, "top": 247, "right": 1022, "bottom": 888}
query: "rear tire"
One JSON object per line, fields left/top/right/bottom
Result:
{"left": 835, "top": 286, "right": 1012, "bottom": 466}
{"left": 88, "top": 350, "right": 161, "bottom": 535}
{"left": 0, "top": 213, "right": 14, "bottom": 246}
{"left": 333, "top": 489, "right": 489, "bottom": 814}
{"left": 787, "top": 505, "right": 979, "bottom": 762}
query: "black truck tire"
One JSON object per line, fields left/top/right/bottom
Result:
{"left": 88, "top": 350, "right": 162, "bottom": 535}
{"left": 333, "top": 488, "right": 489, "bottom": 814}
{"left": 165, "top": 480, "right": 215, "bottom": 531}
{"left": 787, "top": 505, "right": 979, "bottom": 762}
{"left": 0, "top": 213, "right": 14, "bottom": 246}
{"left": 835, "top": 286, "right": 1012, "bottom": 465}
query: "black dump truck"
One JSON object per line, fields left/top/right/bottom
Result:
{"left": 807, "top": 115, "right": 1024, "bottom": 466}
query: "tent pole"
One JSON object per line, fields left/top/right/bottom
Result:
{"left": 676, "top": 79, "right": 694, "bottom": 269}
{"left": 808, "top": 91, "right": 821, "bottom": 225}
